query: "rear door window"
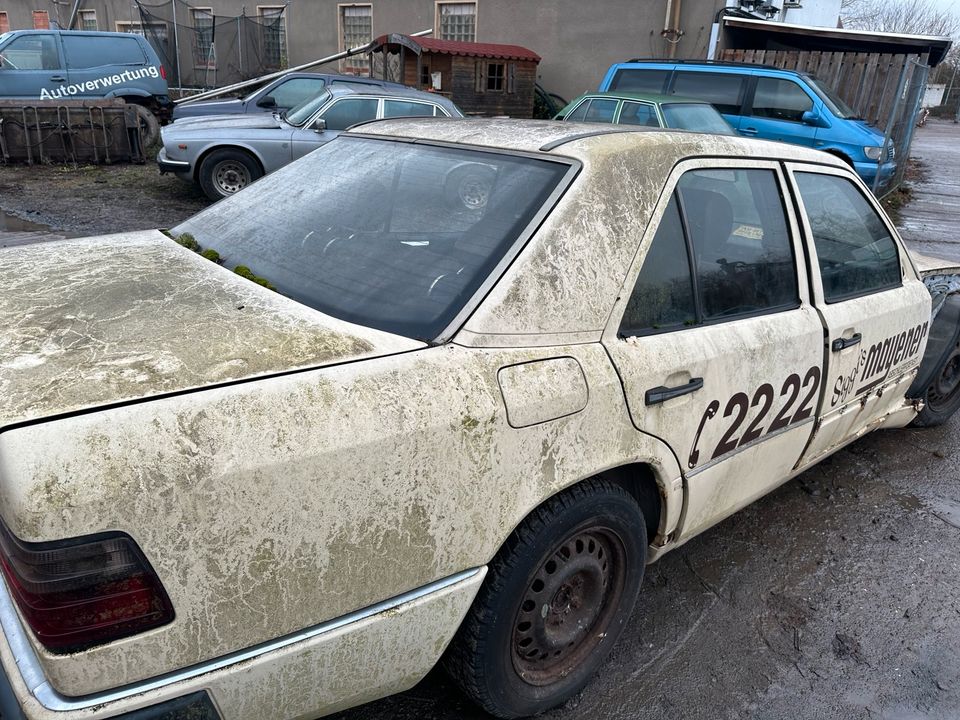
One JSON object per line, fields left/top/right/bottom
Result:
{"left": 750, "top": 78, "right": 813, "bottom": 122}
{"left": 671, "top": 71, "right": 746, "bottom": 115}
{"left": 63, "top": 35, "right": 146, "bottom": 68}
{"left": 610, "top": 68, "right": 669, "bottom": 94}
{"left": 618, "top": 101, "right": 660, "bottom": 127}
{"left": 383, "top": 99, "right": 436, "bottom": 118}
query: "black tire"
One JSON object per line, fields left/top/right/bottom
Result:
{"left": 444, "top": 164, "right": 495, "bottom": 210}
{"left": 912, "top": 340, "right": 960, "bottom": 427}
{"left": 198, "top": 148, "right": 263, "bottom": 201}
{"left": 130, "top": 103, "right": 160, "bottom": 147}
{"left": 444, "top": 478, "right": 647, "bottom": 719}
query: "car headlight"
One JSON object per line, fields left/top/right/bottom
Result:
{"left": 864, "top": 146, "right": 883, "bottom": 161}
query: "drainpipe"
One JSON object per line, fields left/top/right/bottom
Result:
{"left": 662, "top": 0, "right": 684, "bottom": 58}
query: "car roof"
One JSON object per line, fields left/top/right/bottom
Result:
{"left": 610, "top": 59, "right": 804, "bottom": 78}
{"left": 569, "top": 91, "right": 715, "bottom": 105}
{"left": 351, "top": 118, "right": 849, "bottom": 167}
{"left": 3, "top": 29, "right": 143, "bottom": 39}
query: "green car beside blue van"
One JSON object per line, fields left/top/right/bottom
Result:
{"left": 599, "top": 60, "right": 895, "bottom": 188}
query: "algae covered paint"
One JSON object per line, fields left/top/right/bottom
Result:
{"left": 0, "top": 119, "right": 955, "bottom": 720}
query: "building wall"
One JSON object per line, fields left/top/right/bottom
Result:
{"left": 0, "top": 0, "right": 729, "bottom": 100}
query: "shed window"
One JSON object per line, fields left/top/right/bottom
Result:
{"left": 487, "top": 62, "right": 504, "bottom": 91}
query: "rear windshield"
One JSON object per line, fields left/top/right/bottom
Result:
{"left": 172, "top": 137, "right": 570, "bottom": 341}
{"left": 661, "top": 103, "right": 734, "bottom": 135}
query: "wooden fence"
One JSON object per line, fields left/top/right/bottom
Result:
{"left": 718, "top": 49, "right": 926, "bottom": 127}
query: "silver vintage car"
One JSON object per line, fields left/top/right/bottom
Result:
{"left": 158, "top": 84, "right": 463, "bottom": 200}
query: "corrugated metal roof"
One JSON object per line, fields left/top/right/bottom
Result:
{"left": 373, "top": 34, "right": 540, "bottom": 62}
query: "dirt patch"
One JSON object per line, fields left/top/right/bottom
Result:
{"left": 0, "top": 162, "right": 209, "bottom": 236}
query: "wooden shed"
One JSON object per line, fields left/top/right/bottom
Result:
{"left": 369, "top": 34, "right": 541, "bottom": 118}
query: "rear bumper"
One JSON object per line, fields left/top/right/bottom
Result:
{"left": 0, "top": 568, "right": 484, "bottom": 720}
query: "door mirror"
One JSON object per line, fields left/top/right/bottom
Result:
{"left": 801, "top": 109, "right": 828, "bottom": 128}
{"left": 256, "top": 96, "right": 277, "bottom": 109}
{"left": 313, "top": 117, "right": 327, "bottom": 133}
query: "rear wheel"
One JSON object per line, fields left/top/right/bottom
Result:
{"left": 198, "top": 148, "right": 262, "bottom": 201}
{"left": 444, "top": 479, "right": 647, "bottom": 718}
{"left": 912, "top": 340, "right": 960, "bottom": 427}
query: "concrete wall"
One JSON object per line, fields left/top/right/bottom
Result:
{"left": 2, "top": 0, "right": 728, "bottom": 100}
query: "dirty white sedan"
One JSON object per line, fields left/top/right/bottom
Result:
{"left": 0, "top": 119, "right": 958, "bottom": 720}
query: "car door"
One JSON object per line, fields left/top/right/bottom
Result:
{"left": 0, "top": 33, "right": 65, "bottom": 98}
{"left": 62, "top": 33, "right": 149, "bottom": 97}
{"left": 787, "top": 164, "right": 931, "bottom": 467}
{"left": 603, "top": 159, "right": 824, "bottom": 541}
{"left": 290, "top": 96, "right": 379, "bottom": 160}
{"left": 740, "top": 76, "right": 819, "bottom": 148}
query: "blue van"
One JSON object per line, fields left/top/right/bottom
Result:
{"left": 599, "top": 60, "right": 894, "bottom": 187}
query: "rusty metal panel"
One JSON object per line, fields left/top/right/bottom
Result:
{"left": 0, "top": 99, "right": 144, "bottom": 165}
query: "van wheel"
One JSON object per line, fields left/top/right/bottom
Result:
{"left": 444, "top": 479, "right": 646, "bottom": 719}
{"left": 131, "top": 104, "right": 160, "bottom": 147}
{"left": 198, "top": 149, "right": 262, "bottom": 201}
{"left": 912, "top": 340, "right": 960, "bottom": 427}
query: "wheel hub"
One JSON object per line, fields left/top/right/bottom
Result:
{"left": 511, "top": 529, "right": 624, "bottom": 685}
{"left": 929, "top": 345, "right": 960, "bottom": 409}
{"left": 214, "top": 161, "right": 250, "bottom": 194}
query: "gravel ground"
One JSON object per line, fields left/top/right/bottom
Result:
{"left": 1, "top": 140, "right": 959, "bottom": 720}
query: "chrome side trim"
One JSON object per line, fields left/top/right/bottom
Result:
{"left": 0, "top": 567, "right": 483, "bottom": 712}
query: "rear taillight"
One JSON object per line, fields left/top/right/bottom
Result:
{"left": 159, "top": 65, "right": 167, "bottom": 80}
{"left": 0, "top": 519, "right": 174, "bottom": 653}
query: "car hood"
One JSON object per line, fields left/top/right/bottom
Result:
{"left": 166, "top": 114, "right": 287, "bottom": 132}
{"left": 0, "top": 231, "right": 422, "bottom": 430}
{"left": 172, "top": 98, "right": 245, "bottom": 119}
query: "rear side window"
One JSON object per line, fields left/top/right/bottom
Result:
{"left": 264, "top": 77, "right": 326, "bottom": 108}
{"left": 1, "top": 34, "right": 60, "bottom": 69}
{"left": 621, "top": 167, "right": 799, "bottom": 335}
{"left": 566, "top": 98, "right": 617, "bottom": 123}
{"left": 610, "top": 68, "right": 669, "bottom": 93}
{"left": 671, "top": 71, "right": 745, "bottom": 115}
{"left": 63, "top": 35, "right": 146, "bottom": 68}
{"left": 794, "top": 172, "right": 901, "bottom": 302}
{"left": 750, "top": 78, "right": 813, "bottom": 122}
{"left": 620, "top": 196, "right": 696, "bottom": 335}
{"left": 618, "top": 101, "right": 659, "bottom": 127}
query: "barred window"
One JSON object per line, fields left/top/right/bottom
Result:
{"left": 191, "top": 8, "right": 215, "bottom": 67}
{"left": 258, "top": 6, "right": 287, "bottom": 70}
{"left": 340, "top": 5, "right": 371, "bottom": 75}
{"left": 78, "top": 9, "right": 98, "bottom": 30}
{"left": 437, "top": 2, "right": 475, "bottom": 42}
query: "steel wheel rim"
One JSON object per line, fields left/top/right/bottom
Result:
{"left": 928, "top": 344, "right": 960, "bottom": 411}
{"left": 511, "top": 527, "right": 626, "bottom": 686}
{"left": 214, "top": 160, "right": 251, "bottom": 195}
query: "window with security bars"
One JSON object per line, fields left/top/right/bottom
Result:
{"left": 191, "top": 8, "right": 215, "bottom": 67}
{"left": 340, "top": 5, "right": 371, "bottom": 74}
{"left": 258, "top": 6, "right": 287, "bottom": 69}
{"left": 78, "top": 9, "right": 98, "bottom": 30}
{"left": 437, "top": 2, "right": 475, "bottom": 42}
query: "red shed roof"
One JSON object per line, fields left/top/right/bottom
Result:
{"left": 372, "top": 34, "right": 541, "bottom": 62}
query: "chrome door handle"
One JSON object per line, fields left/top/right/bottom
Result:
{"left": 645, "top": 378, "right": 703, "bottom": 406}
{"left": 832, "top": 333, "right": 862, "bottom": 352}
